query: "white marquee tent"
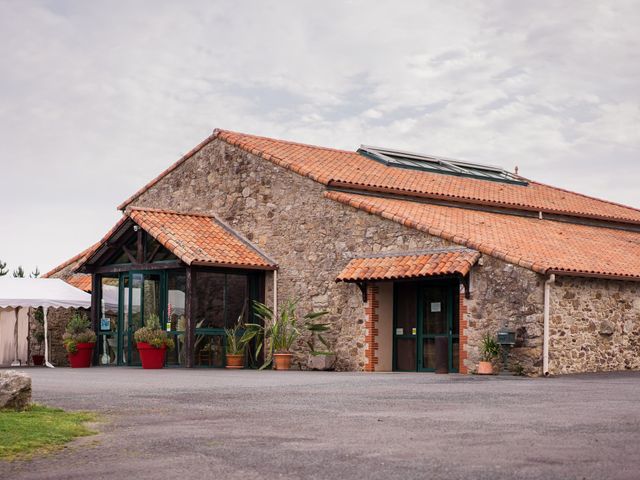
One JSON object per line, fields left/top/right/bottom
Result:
{"left": 0, "top": 278, "right": 91, "bottom": 368}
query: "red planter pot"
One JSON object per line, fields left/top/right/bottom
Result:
{"left": 137, "top": 342, "right": 167, "bottom": 369}
{"left": 32, "top": 354, "right": 45, "bottom": 366}
{"left": 68, "top": 343, "right": 95, "bottom": 368}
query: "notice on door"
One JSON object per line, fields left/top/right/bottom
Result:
{"left": 396, "top": 328, "right": 403, "bottom": 335}
{"left": 430, "top": 302, "right": 442, "bottom": 313}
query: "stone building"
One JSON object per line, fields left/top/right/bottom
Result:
{"left": 45, "top": 129, "right": 640, "bottom": 375}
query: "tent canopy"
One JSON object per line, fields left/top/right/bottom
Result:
{"left": 0, "top": 278, "right": 91, "bottom": 309}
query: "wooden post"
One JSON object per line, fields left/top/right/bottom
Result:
{"left": 185, "top": 267, "right": 195, "bottom": 368}
{"left": 90, "top": 273, "right": 101, "bottom": 366}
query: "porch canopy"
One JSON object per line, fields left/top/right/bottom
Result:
{"left": 336, "top": 247, "right": 480, "bottom": 284}
{"left": 0, "top": 277, "right": 91, "bottom": 367}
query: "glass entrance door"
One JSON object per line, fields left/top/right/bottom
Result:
{"left": 393, "top": 280, "right": 459, "bottom": 372}
{"left": 121, "top": 272, "right": 163, "bottom": 366}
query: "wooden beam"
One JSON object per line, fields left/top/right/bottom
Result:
{"left": 121, "top": 245, "right": 138, "bottom": 264}
{"left": 89, "top": 261, "right": 184, "bottom": 274}
{"left": 146, "top": 243, "right": 162, "bottom": 263}
{"left": 185, "top": 267, "right": 195, "bottom": 368}
{"left": 136, "top": 229, "right": 144, "bottom": 263}
{"left": 90, "top": 273, "right": 101, "bottom": 366}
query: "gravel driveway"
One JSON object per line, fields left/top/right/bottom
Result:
{"left": 2, "top": 368, "right": 640, "bottom": 480}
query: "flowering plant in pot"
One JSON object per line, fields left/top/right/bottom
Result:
{"left": 63, "top": 313, "right": 96, "bottom": 368}
{"left": 134, "top": 314, "right": 174, "bottom": 369}
{"left": 478, "top": 333, "right": 501, "bottom": 375}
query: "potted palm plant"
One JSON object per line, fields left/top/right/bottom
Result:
{"left": 134, "top": 314, "right": 175, "bottom": 369}
{"left": 224, "top": 321, "right": 247, "bottom": 369}
{"left": 244, "top": 299, "right": 329, "bottom": 370}
{"left": 305, "top": 315, "right": 336, "bottom": 370}
{"left": 478, "top": 333, "right": 501, "bottom": 375}
{"left": 63, "top": 313, "right": 96, "bottom": 368}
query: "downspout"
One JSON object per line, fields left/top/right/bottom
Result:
{"left": 273, "top": 269, "right": 278, "bottom": 319}
{"left": 543, "top": 273, "right": 555, "bottom": 376}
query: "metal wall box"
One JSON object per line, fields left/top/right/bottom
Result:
{"left": 497, "top": 330, "right": 516, "bottom": 345}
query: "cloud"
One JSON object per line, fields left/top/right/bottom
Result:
{"left": 0, "top": 0, "right": 638, "bottom": 273}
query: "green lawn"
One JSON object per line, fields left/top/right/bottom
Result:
{"left": 0, "top": 405, "right": 97, "bottom": 461}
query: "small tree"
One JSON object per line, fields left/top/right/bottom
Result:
{"left": 12, "top": 266, "right": 25, "bottom": 278}
{"left": 0, "top": 259, "right": 7, "bottom": 276}
{"left": 30, "top": 267, "right": 40, "bottom": 278}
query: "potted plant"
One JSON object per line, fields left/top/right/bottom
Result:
{"left": 244, "top": 299, "right": 329, "bottom": 370}
{"left": 305, "top": 314, "right": 336, "bottom": 370}
{"left": 134, "top": 314, "right": 175, "bottom": 369}
{"left": 478, "top": 333, "right": 501, "bottom": 375}
{"left": 224, "top": 321, "right": 247, "bottom": 369}
{"left": 63, "top": 313, "right": 96, "bottom": 368}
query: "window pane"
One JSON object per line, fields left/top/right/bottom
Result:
{"left": 423, "top": 338, "right": 436, "bottom": 370}
{"left": 98, "top": 276, "right": 119, "bottom": 366}
{"left": 167, "top": 272, "right": 186, "bottom": 332}
{"left": 395, "top": 283, "right": 417, "bottom": 334}
{"left": 226, "top": 274, "right": 249, "bottom": 327}
{"left": 395, "top": 338, "right": 416, "bottom": 371}
{"left": 193, "top": 272, "right": 225, "bottom": 329}
{"left": 423, "top": 286, "right": 447, "bottom": 335}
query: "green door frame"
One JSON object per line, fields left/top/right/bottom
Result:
{"left": 392, "top": 278, "right": 459, "bottom": 372}
{"left": 118, "top": 270, "right": 168, "bottom": 366}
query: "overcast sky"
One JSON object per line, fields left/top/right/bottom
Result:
{"left": 1, "top": 0, "right": 639, "bottom": 275}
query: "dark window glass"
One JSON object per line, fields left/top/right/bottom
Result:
{"left": 193, "top": 272, "right": 225, "bottom": 329}
{"left": 423, "top": 338, "right": 436, "bottom": 369}
{"left": 423, "top": 286, "right": 447, "bottom": 335}
{"left": 395, "top": 283, "right": 417, "bottom": 334}
{"left": 395, "top": 338, "right": 416, "bottom": 371}
{"left": 226, "top": 274, "right": 249, "bottom": 327}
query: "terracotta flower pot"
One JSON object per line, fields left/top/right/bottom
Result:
{"left": 225, "top": 354, "right": 244, "bottom": 369}
{"left": 273, "top": 353, "right": 293, "bottom": 370}
{"left": 478, "top": 361, "right": 494, "bottom": 375}
{"left": 32, "top": 354, "right": 45, "bottom": 366}
{"left": 68, "top": 342, "right": 95, "bottom": 368}
{"left": 137, "top": 342, "right": 167, "bottom": 369}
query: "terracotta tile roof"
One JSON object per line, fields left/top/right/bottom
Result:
{"left": 326, "top": 191, "right": 640, "bottom": 281}
{"left": 336, "top": 248, "right": 480, "bottom": 282}
{"left": 66, "top": 273, "right": 92, "bottom": 292}
{"left": 215, "top": 130, "right": 640, "bottom": 225}
{"left": 127, "top": 208, "right": 277, "bottom": 270}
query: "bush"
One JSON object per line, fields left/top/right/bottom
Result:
{"left": 480, "top": 333, "right": 501, "bottom": 362}
{"left": 62, "top": 313, "right": 96, "bottom": 353}
{"left": 134, "top": 314, "right": 174, "bottom": 350}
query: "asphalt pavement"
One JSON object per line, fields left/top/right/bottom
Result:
{"left": 2, "top": 368, "right": 640, "bottom": 480}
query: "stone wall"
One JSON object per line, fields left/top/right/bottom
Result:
{"left": 131, "top": 138, "right": 450, "bottom": 370}
{"left": 549, "top": 277, "right": 640, "bottom": 375}
{"left": 464, "top": 256, "right": 545, "bottom": 375}
{"left": 27, "top": 307, "right": 90, "bottom": 367}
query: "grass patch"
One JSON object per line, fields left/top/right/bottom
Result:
{"left": 0, "top": 405, "right": 97, "bottom": 461}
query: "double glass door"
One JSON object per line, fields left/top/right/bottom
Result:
{"left": 121, "top": 272, "right": 163, "bottom": 366}
{"left": 393, "top": 281, "right": 459, "bottom": 372}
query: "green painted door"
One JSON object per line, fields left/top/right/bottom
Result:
{"left": 393, "top": 280, "right": 459, "bottom": 372}
{"left": 119, "top": 271, "right": 165, "bottom": 366}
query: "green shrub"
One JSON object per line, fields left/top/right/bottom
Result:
{"left": 480, "top": 333, "right": 501, "bottom": 362}
{"left": 62, "top": 313, "right": 96, "bottom": 353}
{"left": 134, "top": 314, "right": 174, "bottom": 350}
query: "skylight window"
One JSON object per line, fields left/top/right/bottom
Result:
{"left": 358, "top": 145, "right": 527, "bottom": 186}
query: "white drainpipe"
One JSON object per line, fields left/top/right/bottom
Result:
{"left": 273, "top": 269, "right": 278, "bottom": 319}
{"left": 543, "top": 273, "right": 555, "bottom": 376}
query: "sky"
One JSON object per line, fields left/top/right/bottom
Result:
{"left": 0, "top": 0, "right": 639, "bottom": 275}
